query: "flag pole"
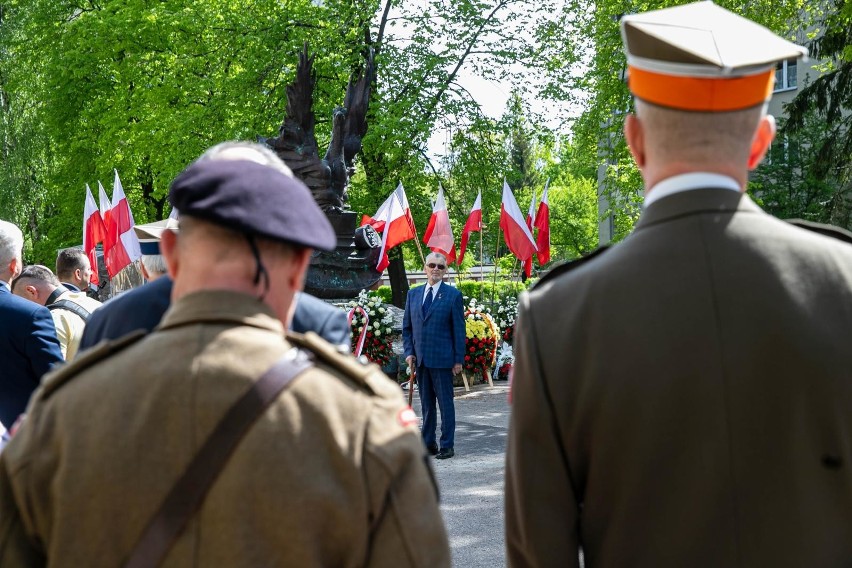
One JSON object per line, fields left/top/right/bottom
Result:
{"left": 491, "top": 216, "right": 501, "bottom": 307}
{"left": 413, "top": 232, "right": 427, "bottom": 265}
{"left": 479, "top": 218, "right": 484, "bottom": 303}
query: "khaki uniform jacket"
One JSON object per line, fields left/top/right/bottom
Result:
{"left": 0, "top": 291, "right": 450, "bottom": 567}
{"left": 506, "top": 189, "right": 852, "bottom": 567}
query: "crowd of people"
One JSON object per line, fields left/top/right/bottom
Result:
{"left": 0, "top": 2, "right": 851, "bottom": 566}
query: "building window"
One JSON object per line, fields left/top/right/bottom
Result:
{"left": 774, "top": 59, "right": 797, "bottom": 92}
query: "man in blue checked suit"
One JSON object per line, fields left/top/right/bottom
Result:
{"left": 0, "top": 220, "right": 63, "bottom": 430}
{"left": 403, "top": 252, "right": 466, "bottom": 459}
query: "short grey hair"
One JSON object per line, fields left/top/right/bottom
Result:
{"left": 0, "top": 220, "right": 24, "bottom": 267}
{"left": 426, "top": 251, "right": 448, "bottom": 265}
{"left": 140, "top": 254, "right": 168, "bottom": 276}
{"left": 197, "top": 141, "right": 294, "bottom": 177}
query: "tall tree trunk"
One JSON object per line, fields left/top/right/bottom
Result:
{"left": 388, "top": 248, "right": 409, "bottom": 308}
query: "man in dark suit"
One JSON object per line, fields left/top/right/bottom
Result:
{"left": 80, "top": 275, "right": 349, "bottom": 351}
{"left": 402, "top": 252, "right": 465, "bottom": 459}
{"left": 506, "top": 3, "right": 852, "bottom": 566}
{"left": 0, "top": 220, "right": 63, "bottom": 429}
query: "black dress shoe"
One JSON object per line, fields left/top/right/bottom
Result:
{"left": 426, "top": 444, "right": 439, "bottom": 456}
{"left": 436, "top": 448, "right": 454, "bottom": 459}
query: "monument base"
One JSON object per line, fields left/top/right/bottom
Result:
{"left": 304, "top": 211, "right": 382, "bottom": 299}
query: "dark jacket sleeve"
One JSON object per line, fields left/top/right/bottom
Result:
{"left": 318, "top": 307, "right": 351, "bottom": 348}
{"left": 26, "top": 305, "right": 63, "bottom": 378}
{"left": 291, "top": 294, "right": 351, "bottom": 347}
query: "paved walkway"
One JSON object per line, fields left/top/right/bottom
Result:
{"left": 410, "top": 382, "right": 511, "bottom": 567}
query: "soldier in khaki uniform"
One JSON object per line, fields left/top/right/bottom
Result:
{"left": 0, "top": 158, "right": 450, "bottom": 566}
{"left": 506, "top": 3, "right": 852, "bottom": 567}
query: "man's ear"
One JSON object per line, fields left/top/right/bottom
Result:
{"left": 160, "top": 230, "right": 179, "bottom": 279}
{"left": 26, "top": 285, "right": 39, "bottom": 300}
{"left": 747, "top": 114, "right": 776, "bottom": 170}
{"left": 16, "top": 284, "right": 40, "bottom": 302}
{"left": 288, "top": 247, "right": 313, "bottom": 291}
{"left": 624, "top": 114, "right": 646, "bottom": 169}
{"left": 8, "top": 256, "right": 21, "bottom": 279}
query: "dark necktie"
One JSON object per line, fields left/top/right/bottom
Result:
{"left": 422, "top": 286, "right": 433, "bottom": 317}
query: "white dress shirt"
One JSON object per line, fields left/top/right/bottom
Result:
{"left": 422, "top": 281, "right": 442, "bottom": 305}
{"left": 644, "top": 172, "right": 741, "bottom": 207}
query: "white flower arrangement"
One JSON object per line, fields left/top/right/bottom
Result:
{"left": 348, "top": 289, "right": 396, "bottom": 366}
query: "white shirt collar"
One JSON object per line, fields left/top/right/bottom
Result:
{"left": 644, "top": 173, "right": 741, "bottom": 207}
{"left": 0, "top": 281, "right": 9, "bottom": 292}
{"left": 422, "top": 281, "right": 441, "bottom": 303}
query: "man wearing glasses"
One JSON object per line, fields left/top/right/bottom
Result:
{"left": 402, "top": 252, "right": 466, "bottom": 459}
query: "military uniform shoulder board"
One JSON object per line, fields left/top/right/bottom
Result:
{"left": 533, "top": 245, "right": 611, "bottom": 290}
{"left": 786, "top": 219, "right": 852, "bottom": 245}
{"left": 37, "top": 330, "right": 147, "bottom": 401}
{"left": 286, "top": 331, "right": 376, "bottom": 391}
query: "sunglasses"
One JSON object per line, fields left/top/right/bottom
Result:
{"left": 427, "top": 263, "right": 446, "bottom": 270}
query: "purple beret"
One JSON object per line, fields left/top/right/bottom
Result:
{"left": 169, "top": 159, "right": 335, "bottom": 251}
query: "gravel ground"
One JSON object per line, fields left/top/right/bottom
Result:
{"left": 409, "top": 382, "right": 511, "bottom": 568}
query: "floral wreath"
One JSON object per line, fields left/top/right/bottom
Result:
{"left": 346, "top": 290, "right": 394, "bottom": 367}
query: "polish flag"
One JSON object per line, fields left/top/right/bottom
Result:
{"left": 457, "top": 190, "right": 482, "bottom": 265}
{"left": 522, "top": 188, "right": 538, "bottom": 278}
{"left": 499, "top": 180, "right": 537, "bottom": 263}
{"left": 535, "top": 179, "right": 551, "bottom": 265}
{"left": 82, "top": 184, "right": 106, "bottom": 286}
{"left": 367, "top": 183, "right": 416, "bottom": 272}
{"left": 104, "top": 170, "right": 142, "bottom": 277}
{"left": 98, "top": 181, "right": 114, "bottom": 252}
{"left": 423, "top": 185, "right": 456, "bottom": 264}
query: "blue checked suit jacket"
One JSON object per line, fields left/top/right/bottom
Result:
{"left": 402, "top": 282, "right": 466, "bottom": 369}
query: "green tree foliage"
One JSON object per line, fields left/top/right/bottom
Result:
{"left": 1, "top": 0, "right": 368, "bottom": 260}
{"left": 0, "top": 0, "right": 561, "bottom": 269}
{"left": 751, "top": 113, "right": 851, "bottom": 228}
{"left": 539, "top": 0, "right": 821, "bottom": 242}
{"left": 782, "top": 0, "right": 852, "bottom": 228}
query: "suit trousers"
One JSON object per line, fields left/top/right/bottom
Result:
{"left": 417, "top": 365, "right": 455, "bottom": 450}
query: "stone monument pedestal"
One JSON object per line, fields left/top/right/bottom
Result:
{"left": 304, "top": 211, "right": 382, "bottom": 299}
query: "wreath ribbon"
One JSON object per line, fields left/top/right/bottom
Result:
{"left": 348, "top": 306, "right": 370, "bottom": 357}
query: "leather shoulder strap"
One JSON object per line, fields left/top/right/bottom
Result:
{"left": 45, "top": 286, "right": 69, "bottom": 306}
{"left": 123, "top": 348, "right": 314, "bottom": 568}
{"left": 48, "top": 299, "right": 92, "bottom": 322}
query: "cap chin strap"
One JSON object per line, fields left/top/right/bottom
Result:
{"left": 244, "top": 234, "right": 270, "bottom": 302}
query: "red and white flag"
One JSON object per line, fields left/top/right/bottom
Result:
{"left": 364, "top": 183, "right": 416, "bottom": 272}
{"left": 522, "top": 188, "right": 538, "bottom": 278}
{"left": 423, "top": 185, "right": 456, "bottom": 264}
{"left": 104, "top": 170, "right": 142, "bottom": 277}
{"left": 457, "top": 190, "right": 482, "bottom": 265}
{"left": 526, "top": 188, "right": 537, "bottom": 229}
{"left": 499, "top": 180, "right": 537, "bottom": 263}
{"left": 82, "top": 184, "right": 106, "bottom": 286}
{"left": 535, "top": 179, "right": 551, "bottom": 265}
{"left": 98, "top": 180, "right": 113, "bottom": 245}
